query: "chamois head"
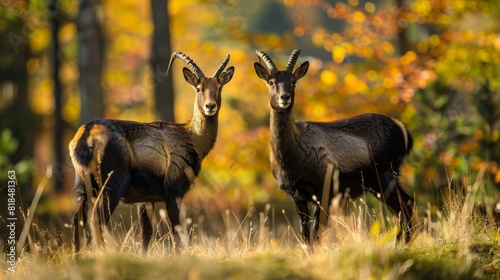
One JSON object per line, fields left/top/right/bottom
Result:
{"left": 254, "top": 49, "right": 309, "bottom": 112}
{"left": 168, "top": 52, "right": 235, "bottom": 116}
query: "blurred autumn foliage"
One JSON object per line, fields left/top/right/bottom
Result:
{"left": 1, "top": 0, "right": 499, "bottom": 216}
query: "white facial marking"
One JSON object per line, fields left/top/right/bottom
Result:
{"left": 278, "top": 102, "right": 290, "bottom": 108}
{"left": 204, "top": 104, "right": 218, "bottom": 116}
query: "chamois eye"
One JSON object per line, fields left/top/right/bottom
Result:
{"left": 268, "top": 80, "right": 275, "bottom": 86}
{"left": 196, "top": 87, "right": 201, "bottom": 92}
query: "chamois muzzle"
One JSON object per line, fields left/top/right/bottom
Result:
{"left": 278, "top": 93, "right": 291, "bottom": 108}
{"left": 204, "top": 101, "right": 218, "bottom": 116}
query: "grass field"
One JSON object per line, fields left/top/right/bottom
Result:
{"left": 2, "top": 175, "right": 500, "bottom": 279}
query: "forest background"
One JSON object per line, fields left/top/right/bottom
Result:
{"left": 0, "top": 0, "right": 500, "bottom": 241}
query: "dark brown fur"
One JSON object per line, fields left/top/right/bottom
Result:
{"left": 254, "top": 50, "right": 414, "bottom": 244}
{"left": 70, "top": 54, "right": 234, "bottom": 254}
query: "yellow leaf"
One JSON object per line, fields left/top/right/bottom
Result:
{"left": 344, "top": 73, "right": 357, "bottom": 86}
{"left": 429, "top": 35, "right": 440, "bottom": 46}
{"left": 492, "top": 130, "right": 499, "bottom": 142}
{"left": 400, "top": 51, "right": 417, "bottom": 65}
{"left": 320, "top": 70, "right": 338, "bottom": 86}
{"left": 29, "top": 28, "right": 50, "bottom": 53}
{"left": 352, "top": 11, "right": 366, "bottom": 23}
{"left": 381, "top": 41, "right": 395, "bottom": 55}
{"left": 380, "top": 226, "right": 400, "bottom": 244}
{"left": 371, "top": 220, "right": 381, "bottom": 239}
{"left": 313, "top": 104, "right": 326, "bottom": 118}
{"left": 31, "top": 78, "right": 53, "bottom": 115}
{"left": 332, "top": 45, "right": 346, "bottom": 63}
{"left": 366, "top": 70, "right": 377, "bottom": 81}
{"left": 267, "top": 34, "right": 281, "bottom": 48}
{"left": 383, "top": 77, "right": 394, "bottom": 88}
{"left": 60, "top": 23, "right": 76, "bottom": 43}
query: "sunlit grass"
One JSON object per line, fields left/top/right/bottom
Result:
{"left": 2, "top": 171, "right": 500, "bottom": 279}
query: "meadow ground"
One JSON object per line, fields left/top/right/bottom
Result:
{"left": 2, "top": 175, "right": 500, "bottom": 280}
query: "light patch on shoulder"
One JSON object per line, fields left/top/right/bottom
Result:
{"left": 87, "top": 124, "right": 111, "bottom": 171}
{"left": 69, "top": 125, "right": 88, "bottom": 178}
{"left": 87, "top": 124, "right": 110, "bottom": 149}
{"left": 391, "top": 118, "right": 408, "bottom": 151}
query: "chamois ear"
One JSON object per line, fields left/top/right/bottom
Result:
{"left": 293, "top": 61, "right": 309, "bottom": 81}
{"left": 218, "top": 66, "right": 235, "bottom": 86}
{"left": 182, "top": 67, "right": 199, "bottom": 87}
{"left": 254, "top": 62, "right": 270, "bottom": 81}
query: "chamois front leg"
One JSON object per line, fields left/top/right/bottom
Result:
{"left": 166, "top": 195, "right": 182, "bottom": 250}
{"left": 138, "top": 203, "right": 153, "bottom": 255}
{"left": 390, "top": 183, "right": 414, "bottom": 243}
{"left": 376, "top": 171, "right": 414, "bottom": 243}
{"left": 293, "top": 198, "right": 312, "bottom": 245}
{"left": 311, "top": 202, "right": 320, "bottom": 242}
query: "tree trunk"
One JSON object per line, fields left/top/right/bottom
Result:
{"left": 49, "top": 0, "right": 66, "bottom": 193}
{"left": 77, "top": 0, "right": 104, "bottom": 124}
{"left": 151, "top": 0, "right": 175, "bottom": 122}
{"left": 396, "top": 0, "right": 410, "bottom": 54}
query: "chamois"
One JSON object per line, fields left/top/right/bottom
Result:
{"left": 254, "top": 49, "right": 414, "bottom": 244}
{"left": 70, "top": 52, "right": 234, "bottom": 253}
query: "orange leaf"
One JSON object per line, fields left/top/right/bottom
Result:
{"left": 495, "top": 170, "right": 500, "bottom": 183}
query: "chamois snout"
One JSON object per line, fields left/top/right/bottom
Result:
{"left": 204, "top": 101, "right": 218, "bottom": 116}
{"left": 278, "top": 93, "right": 291, "bottom": 108}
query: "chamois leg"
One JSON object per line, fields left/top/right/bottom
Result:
{"left": 311, "top": 203, "right": 320, "bottom": 242}
{"left": 391, "top": 183, "right": 414, "bottom": 242}
{"left": 73, "top": 202, "right": 86, "bottom": 254}
{"left": 166, "top": 195, "right": 182, "bottom": 250}
{"left": 376, "top": 171, "right": 414, "bottom": 242}
{"left": 293, "top": 198, "right": 312, "bottom": 244}
{"left": 138, "top": 203, "right": 153, "bottom": 255}
{"left": 73, "top": 177, "right": 87, "bottom": 254}
{"left": 72, "top": 202, "right": 82, "bottom": 253}
{"left": 92, "top": 153, "right": 130, "bottom": 248}
{"left": 95, "top": 179, "right": 129, "bottom": 244}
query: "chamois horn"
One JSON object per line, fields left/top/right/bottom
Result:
{"left": 255, "top": 50, "right": 278, "bottom": 73}
{"left": 167, "top": 51, "right": 205, "bottom": 78}
{"left": 285, "top": 49, "right": 301, "bottom": 73}
{"left": 213, "top": 53, "right": 231, "bottom": 78}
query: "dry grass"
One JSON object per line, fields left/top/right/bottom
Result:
{"left": 2, "top": 171, "right": 500, "bottom": 279}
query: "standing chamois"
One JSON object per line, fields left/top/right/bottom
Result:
{"left": 254, "top": 49, "right": 414, "bottom": 244}
{"left": 69, "top": 52, "right": 234, "bottom": 253}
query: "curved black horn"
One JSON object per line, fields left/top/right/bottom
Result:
{"left": 166, "top": 52, "right": 205, "bottom": 78}
{"left": 285, "top": 49, "right": 301, "bottom": 73}
{"left": 213, "top": 53, "right": 230, "bottom": 77}
{"left": 255, "top": 50, "right": 278, "bottom": 73}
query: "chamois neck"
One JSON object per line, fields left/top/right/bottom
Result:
{"left": 270, "top": 109, "right": 298, "bottom": 157}
{"left": 187, "top": 108, "right": 218, "bottom": 159}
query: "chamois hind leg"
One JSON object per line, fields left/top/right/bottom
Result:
{"left": 94, "top": 178, "right": 129, "bottom": 248}
{"left": 73, "top": 176, "right": 87, "bottom": 254}
{"left": 293, "top": 198, "right": 312, "bottom": 245}
{"left": 138, "top": 203, "right": 153, "bottom": 255}
{"left": 92, "top": 144, "right": 131, "bottom": 248}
